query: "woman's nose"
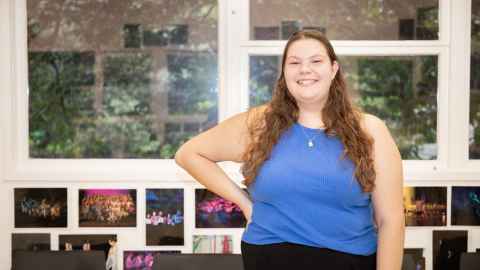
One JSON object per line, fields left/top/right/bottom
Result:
{"left": 299, "top": 62, "right": 312, "bottom": 73}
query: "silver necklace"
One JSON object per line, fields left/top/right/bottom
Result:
{"left": 298, "top": 124, "right": 323, "bottom": 148}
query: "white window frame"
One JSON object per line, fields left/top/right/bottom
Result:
{"left": 1, "top": 0, "right": 479, "bottom": 182}
{"left": 227, "top": 0, "right": 480, "bottom": 181}
{"left": 240, "top": 46, "right": 450, "bottom": 178}
{"left": 2, "top": 0, "right": 241, "bottom": 182}
{"left": 455, "top": 0, "right": 480, "bottom": 172}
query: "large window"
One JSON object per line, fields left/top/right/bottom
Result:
{"left": 5, "top": 0, "right": 480, "bottom": 180}
{"left": 249, "top": 55, "right": 438, "bottom": 160}
{"left": 245, "top": 0, "right": 443, "bottom": 163}
{"left": 27, "top": 0, "right": 218, "bottom": 159}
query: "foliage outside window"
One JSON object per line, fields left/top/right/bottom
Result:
{"left": 27, "top": 0, "right": 218, "bottom": 159}
{"left": 470, "top": 0, "right": 480, "bottom": 159}
{"left": 248, "top": 55, "right": 438, "bottom": 160}
{"left": 250, "top": 0, "right": 439, "bottom": 40}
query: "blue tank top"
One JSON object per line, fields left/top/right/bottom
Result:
{"left": 242, "top": 123, "right": 377, "bottom": 255}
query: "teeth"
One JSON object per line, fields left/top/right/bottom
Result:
{"left": 297, "top": 79, "right": 317, "bottom": 86}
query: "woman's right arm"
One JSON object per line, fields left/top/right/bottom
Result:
{"left": 174, "top": 107, "right": 264, "bottom": 221}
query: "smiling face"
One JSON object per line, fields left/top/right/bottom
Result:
{"left": 283, "top": 38, "right": 339, "bottom": 109}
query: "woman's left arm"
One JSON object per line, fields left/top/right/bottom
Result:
{"left": 364, "top": 114, "right": 405, "bottom": 270}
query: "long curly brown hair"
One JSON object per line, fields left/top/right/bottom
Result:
{"left": 241, "top": 30, "right": 376, "bottom": 192}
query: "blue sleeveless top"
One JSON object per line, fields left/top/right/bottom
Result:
{"left": 242, "top": 123, "right": 377, "bottom": 255}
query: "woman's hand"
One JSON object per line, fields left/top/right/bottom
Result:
{"left": 241, "top": 201, "right": 253, "bottom": 224}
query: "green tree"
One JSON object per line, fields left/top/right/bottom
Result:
{"left": 356, "top": 56, "right": 438, "bottom": 159}
{"left": 28, "top": 0, "right": 218, "bottom": 159}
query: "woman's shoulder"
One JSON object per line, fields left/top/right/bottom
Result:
{"left": 252, "top": 104, "right": 269, "bottom": 114}
{"left": 359, "top": 113, "right": 391, "bottom": 140}
{"left": 214, "top": 104, "right": 268, "bottom": 132}
{"left": 245, "top": 104, "right": 269, "bottom": 125}
{"left": 360, "top": 113, "right": 384, "bottom": 127}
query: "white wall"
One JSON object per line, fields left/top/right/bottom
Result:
{"left": 0, "top": 0, "right": 12, "bottom": 265}
{"left": 1, "top": 1, "right": 480, "bottom": 270}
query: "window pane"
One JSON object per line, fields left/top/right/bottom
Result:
{"left": 343, "top": 56, "right": 438, "bottom": 160}
{"left": 470, "top": 0, "right": 480, "bottom": 159}
{"left": 249, "top": 56, "right": 281, "bottom": 107}
{"left": 248, "top": 55, "right": 438, "bottom": 160}
{"left": 27, "top": 0, "right": 218, "bottom": 159}
{"left": 250, "top": 0, "right": 439, "bottom": 40}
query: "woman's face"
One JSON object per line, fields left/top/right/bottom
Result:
{"left": 283, "top": 38, "right": 338, "bottom": 109}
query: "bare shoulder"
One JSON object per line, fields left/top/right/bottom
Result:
{"left": 361, "top": 113, "right": 386, "bottom": 130}
{"left": 176, "top": 104, "right": 268, "bottom": 163}
{"left": 359, "top": 113, "right": 390, "bottom": 140}
{"left": 217, "top": 104, "right": 267, "bottom": 128}
{"left": 360, "top": 113, "right": 401, "bottom": 159}
{"left": 220, "top": 104, "right": 267, "bottom": 133}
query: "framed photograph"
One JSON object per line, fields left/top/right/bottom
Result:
{"left": 451, "top": 186, "right": 480, "bottom": 225}
{"left": 59, "top": 234, "right": 116, "bottom": 259}
{"left": 124, "top": 250, "right": 180, "bottom": 270}
{"left": 195, "top": 189, "right": 246, "bottom": 228}
{"left": 79, "top": 189, "right": 136, "bottom": 227}
{"left": 193, "top": 235, "right": 233, "bottom": 254}
{"left": 12, "top": 233, "right": 50, "bottom": 252}
{"left": 14, "top": 188, "right": 67, "bottom": 228}
{"left": 404, "top": 248, "right": 425, "bottom": 270}
{"left": 403, "top": 186, "right": 447, "bottom": 226}
{"left": 432, "top": 230, "right": 468, "bottom": 270}
{"left": 11, "top": 233, "right": 51, "bottom": 269}
{"left": 146, "top": 189, "right": 184, "bottom": 246}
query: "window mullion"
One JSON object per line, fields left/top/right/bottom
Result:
{"left": 449, "top": 0, "right": 471, "bottom": 169}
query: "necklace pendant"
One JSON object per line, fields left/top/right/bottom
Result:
{"left": 308, "top": 140, "right": 314, "bottom": 148}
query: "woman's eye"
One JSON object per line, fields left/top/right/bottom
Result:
{"left": 289, "top": 62, "right": 299, "bottom": 65}
{"left": 313, "top": 60, "right": 322, "bottom": 63}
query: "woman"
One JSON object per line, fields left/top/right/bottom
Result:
{"left": 175, "top": 30, "right": 404, "bottom": 270}
{"left": 105, "top": 238, "right": 117, "bottom": 270}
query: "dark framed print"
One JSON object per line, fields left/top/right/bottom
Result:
{"left": 79, "top": 189, "right": 136, "bottom": 227}
{"left": 195, "top": 189, "right": 246, "bottom": 228}
{"left": 146, "top": 189, "right": 184, "bottom": 246}
{"left": 14, "top": 188, "right": 67, "bottom": 228}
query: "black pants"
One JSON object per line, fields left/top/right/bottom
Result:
{"left": 241, "top": 241, "right": 376, "bottom": 270}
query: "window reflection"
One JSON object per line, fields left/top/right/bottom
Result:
{"left": 470, "top": 0, "right": 480, "bottom": 159}
{"left": 250, "top": 0, "right": 439, "bottom": 40}
{"left": 248, "top": 55, "right": 438, "bottom": 160}
{"left": 249, "top": 56, "right": 281, "bottom": 107}
{"left": 344, "top": 56, "right": 438, "bottom": 160}
{"left": 27, "top": 0, "right": 218, "bottom": 159}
